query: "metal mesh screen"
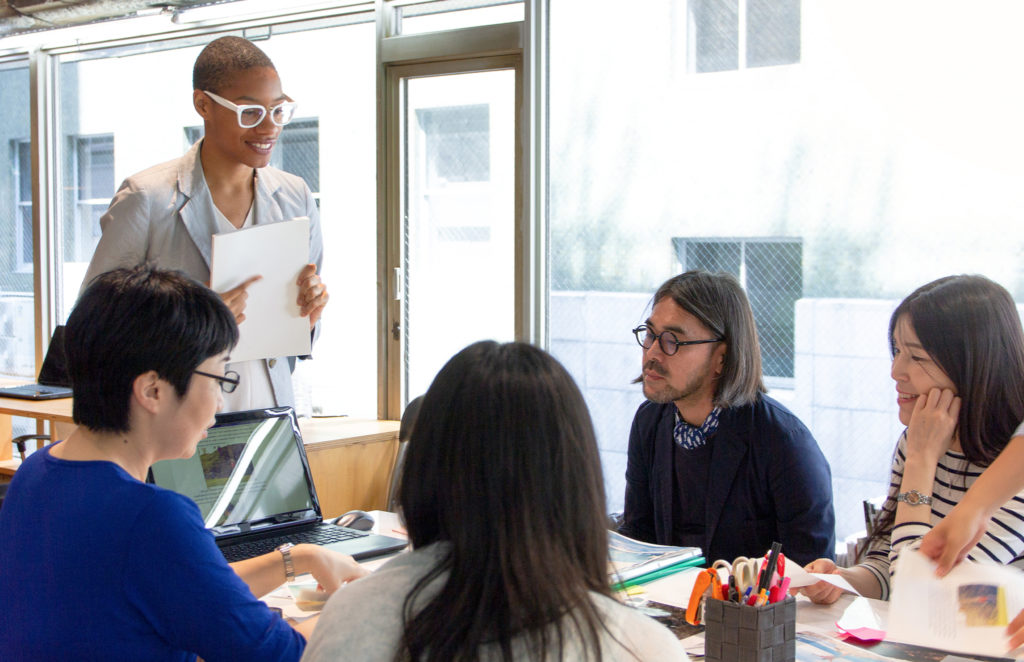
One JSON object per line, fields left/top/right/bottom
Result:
{"left": 674, "top": 238, "right": 802, "bottom": 381}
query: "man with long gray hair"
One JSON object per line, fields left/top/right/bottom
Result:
{"left": 619, "top": 270, "right": 835, "bottom": 565}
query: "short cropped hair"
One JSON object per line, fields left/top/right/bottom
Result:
{"left": 66, "top": 265, "right": 238, "bottom": 433}
{"left": 652, "top": 270, "right": 766, "bottom": 407}
{"left": 193, "top": 36, "right": 275, "bottom": 93}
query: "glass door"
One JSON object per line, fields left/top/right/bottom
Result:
{"left": 388, "top": 58, "right": 519, "bottom": 405}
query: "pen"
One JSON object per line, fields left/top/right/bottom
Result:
{"left": 758, "top": 542, "right": 783, "bottom": 593}
{"left": 753, "top": 588, "right": 769, "bottom": 607}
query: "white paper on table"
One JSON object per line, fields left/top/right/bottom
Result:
{"left": 785, "top": 561, "right": 862, "bottom": 595}
{"left": 837, "top": 596, "right": 884, "bottom": 631}
{"left": 889, "top": 547, "right": 1024, "bottom": 658}
{"left": 637, "top": 566, "right": 704, "bottom": 609}
{"left": 210, "top": 217, "right": 311, "bottom": 362}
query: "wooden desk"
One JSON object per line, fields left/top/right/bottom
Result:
{"left": 0, "top": 394, "right": 76, "bottom": 462}
{"left": 0, "top": 394, "right": 399, "bottom": 516}
{"left": 299, "top": 417, "right": 400, "bottom": 519}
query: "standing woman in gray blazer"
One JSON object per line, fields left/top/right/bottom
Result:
{"left": 81, "top": 35, "right": 328, "bottom": 411}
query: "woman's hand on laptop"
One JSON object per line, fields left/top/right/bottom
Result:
{"left": 298, "top": 545, "right": 369, "bottom": 593}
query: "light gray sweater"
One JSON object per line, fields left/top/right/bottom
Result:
{"left": 302, "top": 542, "right": 686, "bottom": 661}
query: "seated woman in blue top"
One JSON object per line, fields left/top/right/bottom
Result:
{"left": 303, "top": 341, "right": 686, "bottom": 661}
{"left": 0, "top": 265, "right": 366, "bottom": 661}
{"left": 797, "top": 274, "right": 1024, "bottom": 603}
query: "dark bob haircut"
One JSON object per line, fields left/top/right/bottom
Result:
{"left": 650, "top": 270, "right": 765, "bottom": 408}
{"left": 889, "top": 274, "right": 1024, "bottom": 466}
{"left": 66, "top": 264, "right": 238, "bottom": 434}
{"left": 193, "top": 35, "right": 275, "bottom": 93}
{"left": 397, "top": 341, "right": 614, "bottom": 662}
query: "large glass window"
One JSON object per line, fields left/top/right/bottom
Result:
{"left": 53, "top": 20, "right": 378, "bottom": 418}
{"left": 13, "top": 140, "right": 32, "bottom": 272}
{"left": 67, "top": 133, "right": 114, "bottom": 263}
{"left": 0, "top": 63, "right": 34, "bottom": 379}
{"left": 549, "top": 1, "right": 1024, "bottom": 542}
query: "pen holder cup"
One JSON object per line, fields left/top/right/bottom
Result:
{"left": 703, "top": 595, "right": 795, "bottom": 662}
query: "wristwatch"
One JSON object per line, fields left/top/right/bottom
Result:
{"left": 276, "top": 542, "right": 296, "bottom": 582}
{"left": 896, "top": 489, "right": 933, "bottom": 506}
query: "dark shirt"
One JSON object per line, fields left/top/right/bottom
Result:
{"left": 671, "top": 438, "right": 712, "bottom": 550}
{"left": 619, "top": 394, "right": 836, "bottom": 566}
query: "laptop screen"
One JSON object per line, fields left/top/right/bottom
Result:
{"left": 37, "top": 325, "right": 71, "bottom": 387}
{"left": 150, "top": 408, "right": 321, "bottom": 536}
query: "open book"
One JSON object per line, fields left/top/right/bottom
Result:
{"left": 889, "top": 547, "right": 1024, "bottom": 658}
{"left": 608, "top": 531, "right": 704, "bottom": 588}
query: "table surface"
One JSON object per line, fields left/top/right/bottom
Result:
{"left": 641, "top": 568, "right": 1015, "bottom": 661}
{"left": 0, "top": 393, "right": 75, "bottom": 424}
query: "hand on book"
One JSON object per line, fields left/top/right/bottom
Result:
{"left": 918, "top": 506, "right": 987, "bottom": 577}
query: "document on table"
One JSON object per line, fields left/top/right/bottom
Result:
{"left": 889, "top": 547, "right": 1024, "bottom": 658}
{"left": 210, "top": 217, "right": 311, "bottom": 363}
{"left": 785, "top": 561, "right": 861, "bottom": 595}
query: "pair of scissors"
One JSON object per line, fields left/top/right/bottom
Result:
{"left": 710, "top": 556, "right": 759, "bottom": 596}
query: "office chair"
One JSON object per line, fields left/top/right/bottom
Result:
{"left": 12, "top": 434, "right": 51, "bottom": 461}
{"left": 386, "top": 395, "right": 423, "bottom": 513}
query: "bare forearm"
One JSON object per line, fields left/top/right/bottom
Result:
{"left": 839, "top": 565, "right": 883, "bottom": 599}
{"left": 960, "top": 436, "right": 1024, "bottom": 518}
{"left": 230, "top": 544, "right": 324, "bottom": 597}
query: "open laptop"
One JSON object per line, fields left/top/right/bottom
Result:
{"left": 149, "top": 407, "right": 408, "bottom": 562}
{"left": 0, "top": 326, "right": 73, "bottom": 400}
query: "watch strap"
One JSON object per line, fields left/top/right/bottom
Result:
{"left": 277, "top": 542, "right": 296, "bottom": 582}
{"left": 896, "top": 489, "right": 933, "bottom": 506}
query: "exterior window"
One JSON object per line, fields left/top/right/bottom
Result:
{"left": 673, "top": 237, "right": 802, "bottom": 383}
{"left": 186, "top": 119, "right": 321, "bottom": 204}
{"left": 69, "top": 134, "right": 114, "bottom": 263}
{"left": 690, "top": 0, "right": 800, "bottom": 72}
{"left": 415, "top": 104, "right": 490, "bottom": 185}
{"left": 272, "top": 119, "right": 320, "bottom": 205}
{"left": 13, "top": 140, "right": 32, "bottom": 271}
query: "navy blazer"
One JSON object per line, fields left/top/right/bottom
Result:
{"left": 619, "top": 395, "right": 835, "bottom": 566}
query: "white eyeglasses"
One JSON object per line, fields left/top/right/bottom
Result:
{"left": 203, "top": 90, "right": 298, "bottom": 128}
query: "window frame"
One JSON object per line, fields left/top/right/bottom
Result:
{"left": 12, "top": 139, "right": 33, "bottom": 273}
{"left": 8, "top": 0, "right": 539, "bottom": 421}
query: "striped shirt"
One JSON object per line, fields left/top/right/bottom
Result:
{"left": 859, "top": 429, "right": 1024, "bottom": 600}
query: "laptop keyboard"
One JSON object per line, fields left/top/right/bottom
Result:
{"left": 219, "top": 525, "right": 368, "bottom": 563}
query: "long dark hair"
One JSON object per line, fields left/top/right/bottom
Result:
{"left": 864, "top": 274, "right": 1024, "bottom": 555}
{"left": 397, "top": 341, "right": 615, "bottom": 662}
{"left": 889, "top": 274, "right": 1024, "bottom": 465}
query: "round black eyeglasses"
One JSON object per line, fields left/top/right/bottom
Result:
{"left": 631, "top": 326, "right": 723, "bottom": 356}
{"left": 193, "top": 369, "right": 240, "bottom": 393}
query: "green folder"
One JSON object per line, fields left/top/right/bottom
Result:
{"left": 611, "top": 555, "right": 706, "bottom": 591}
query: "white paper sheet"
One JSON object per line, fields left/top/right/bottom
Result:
{"left": 785, "top": 560, "right": 862, "bottom": 595}
{"left": 637, "top": 566, "right": 704, "bottom": 608}
{"left": 889, "top": 548, "right": 1024, "bottom": 658}
{"left": 210, "top": 218, "right": 311, "bottom": 363}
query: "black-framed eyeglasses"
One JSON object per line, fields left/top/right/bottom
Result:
{"left": 632, "top": 326, "right": 723, "bottom": 356}
{"left": 193, "top": 369, "right": 240, "bottom": 394}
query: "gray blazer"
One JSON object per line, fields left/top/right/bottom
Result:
{"left": 81, "top": 140, "right": 324, "bottom": 408}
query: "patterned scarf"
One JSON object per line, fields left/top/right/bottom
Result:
{"left": 673, "top": 407, "right": 721, "bottom": 450}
